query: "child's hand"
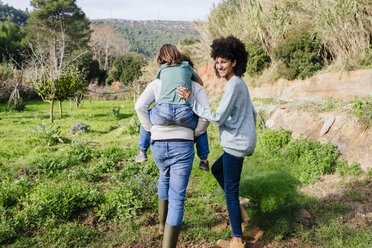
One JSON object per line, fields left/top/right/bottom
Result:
{"left": 177, "top": 87, "right": 191, "bottom": 100}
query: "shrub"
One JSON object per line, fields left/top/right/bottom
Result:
{"left": 39, "top": 223, "right": 101, "bottom": 248}
{"left": 111, "top": 106, "right": 121, "bottom": 119}
{"left": 33, "top": 154, "right": 75, "bottom": 177}
{"left": 350, "top": 96, "right": 372, "bottom": 129}
{"left": 257, "top": 127, "right": 292, "bottom": 154}
{"left": 68, "top": 122, "right": 90, "bottom": 135}
{"left": 122, "top": 118, "right": 141, "bottom": 135}
{"left": 97, "top": 185, "right": 143, "bottom": 221}
{"left": 283, "top": 137, "right": 339, "bottom": 184}
{"left": 245, "top": 41, "right": 271, "bottom": 76}
{"left": 274, "top": 28, "right": 327, "bottom": 80}
{"left": 13, "top": 181, "right": 103, "bottom": 231}
{"left": 68, "top": 139, "right": 97, "bottom": 162}
{"left": 336, "top": 160, "right": 362, "bottom": 176}
{"left": 0, "top": 177, "right": 30, "bottom": 208}
{"left": 29, "top": 122, "right": 65, "bottom": 146}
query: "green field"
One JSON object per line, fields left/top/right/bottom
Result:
{"left": 0, "top": 100, "right": 371, "bottom": 247}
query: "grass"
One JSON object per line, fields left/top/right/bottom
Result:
{"left": 0, "top": 99, "right": 371, "bottom": 247}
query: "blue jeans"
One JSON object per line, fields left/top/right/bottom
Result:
{"left": 151, "top": 141, "right": 195, "bottom": 226}
{"left": 150, "top": 103, "right": 198, "bottom": 129}
{"left": 138, "top": 126, "right": 209, "bottom": 160}
{"left": 211, "top": 152, "right": 244, "bottom": 237}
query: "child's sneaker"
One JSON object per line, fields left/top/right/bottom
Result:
{"left": 135, "top": 152, "right": 148, "bottom": 163}
{"left": 199, "top": 160, "right": 209, "bottom": 171}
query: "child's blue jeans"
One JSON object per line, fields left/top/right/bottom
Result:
{"left": 138, "top": 104, "right": 209, "bottom": 160}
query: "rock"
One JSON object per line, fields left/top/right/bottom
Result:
{"left": 320, "top": 115, "right": 335, "bottom": 135}
{"left": 239, "top": 197, "right": 250, "bottom": 207}
{"left": 211, "top": 221, "right": 228, "bottom": 233}
{"left": 296, "top": 209, "right": 313, "bottom": 226}
{"left": 68, "top": 121, "right": 89, "bottom": 135}
{"left": 242, "top": 224, "right": 264, "bottom": 243}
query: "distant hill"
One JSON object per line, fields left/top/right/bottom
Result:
{"left": 91, "top": 19, "right": 200, "bottom": 57}
{"left": 0, "top": 2, "right": 29, "bottom": 26}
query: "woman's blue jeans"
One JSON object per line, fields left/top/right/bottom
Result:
{"left": 138, "top": 126, "right": 209, "bottom": 160}
{"left": 211, "top": 152, "right": 244, "bottom": 237}
{"left": 151, "top": 141, "right": 195, "bottom": 226}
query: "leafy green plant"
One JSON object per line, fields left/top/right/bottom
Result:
{"left": 38, "top": 223, "right": 101, "bottom": 248}
{"left": 245, "top": 41, "right": 271, "bottom": 76}
{"left": 68, "top": 139, "right": 96, "bottom": 162}
{"left": 283, "top": 138, "right": 338, "bottom": 184}
{"left": 32, "top": 154, "right": 75, "bottom": 177}
{"left": 350, "top": 96, "right": 372, "bottom": 129}
{"left": 111, "top": 106, "right": 121, "bottom": 119}
{"left": 97, "top": 185, "right": 143, "bottom": 221}
{"left": 257, "top": 127, "right": 292, "bottom": 154}
{"left": 274, "top": 27, "right": 327, "bottom": 80}
{"left": 29, "top": 122, "right": 65, "bottom": 146}
{"left": 0, "top": 177, "right": 31, "bottom": 208}
{"left": 13, "top": 181, "right": 103, "bottom": 232}
{"left": 336, "top": 160, "right": 362, "bottom": 176}
{"left": 122, "top": 117, "right": 141, "bottom": 135}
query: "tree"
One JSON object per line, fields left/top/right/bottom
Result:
{"left": 0, "top": 2, "right": 29, "bottom": 26}
{"left": 0, "top": 21, "right": 27, "bottom": 64}
{"left": 106, "top": 52, "right": 147, "bottom": 85}
{"left": 26, "top": 0, "right": 91, "bottom": 123}
{"left": 89, "top": 25, "right": 130, "bottom": 71}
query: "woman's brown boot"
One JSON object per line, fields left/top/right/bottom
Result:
{"left": 240, "top": 205, "right": 250, "bottom": 223}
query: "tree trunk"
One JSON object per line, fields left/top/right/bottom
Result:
{"left": 70, "top": 99, "right": 72, "bottom": 114}
{"left": 50, "top": 100, "right": 54, "bottom": 123}
{"left": 59, "top": 100, "right": 63, "bottom": 118}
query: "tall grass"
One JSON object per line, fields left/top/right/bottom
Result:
{"left": 207, "top": 0, "right": 371, "bottom": 71}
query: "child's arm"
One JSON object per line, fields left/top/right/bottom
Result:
{"left": 196, "top": 77, "right": 204, "bottom": 86}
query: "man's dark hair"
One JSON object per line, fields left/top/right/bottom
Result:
{"left": 210, "top": 35, "right": 248, "bottom": 77}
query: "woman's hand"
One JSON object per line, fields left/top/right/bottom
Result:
{"left": 177, "top": 87, "right": 191, "bottom": 100}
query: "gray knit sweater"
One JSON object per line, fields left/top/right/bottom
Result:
{"left": 187, "top": 76, "right": 257, "bottom": 157}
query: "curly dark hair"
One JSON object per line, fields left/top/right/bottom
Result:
{"left": 210, "top": 35, "right": 248, "bottom": 77}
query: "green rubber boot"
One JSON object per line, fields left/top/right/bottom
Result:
{"left": 162, "top": 224, "right": 181, "bottom": 248}
{"left": 158, "top": 198, "right": 168, "bottom": 235}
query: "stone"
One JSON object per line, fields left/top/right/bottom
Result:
{"left": 211, "top": 221, "right": 228, "bottom": 233}
{"left": 296, "top": 209, "right": 313, "bottom": 226}
{"left": 320, "top": 115, "right": 335, "bottom": 135}
{"left": 242, "top": 224, "right": 264, "bottom": 243}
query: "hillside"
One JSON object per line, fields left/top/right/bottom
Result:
{"left": 0, "top": 2, "right": 29, "bottom": 26}
{"left": 91, "top": 19, "right": 200, "bottom": 57}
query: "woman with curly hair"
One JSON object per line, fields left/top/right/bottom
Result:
{"left": 177, "top": 35, "right": 257, "bottom": 248}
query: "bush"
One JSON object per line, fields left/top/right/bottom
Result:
{"left": 257, "top": 127, "right": 292, "bottom": 154}
{"left": 68, "top": 122, "right": 90, "bottom": 135}
{"left": 336, "top": 160, "right": 362, "bottom": 176}
{"left": 33, "top": 154, "right": 75, "bottom": 177}
{"left": 29, "top": 122, "right": 65, "bottom": 146}
{"left": 283, "top": 137, "right": 339, "bottom": 184}
{"left": 111, "top": 106, "right": 121, "bottom": 119}
{"left": 97, "top": 185, "right": 143, "bottom": 221}
{"left": 274, "top": 28, "right": 327, "bottom": 80}
{"left": 245, "top": 41, "right": 271, "bottom": 76}
{"left": 121, "top": 118, "right": 141, "bottom": 135}
{"left": 106, "top": 52, "right": 147, "bottom": 85}
{"left": 13, "top": 181, "right": 103, "bottom": 232}
{"left": 0, "top": 177, "right": 30, "bottom": 208}
{"left": 350, "top": 96, "right": 372, "bottom": 129}
{"left": 39, "top": 223, "right": 101, "bottom": 248}
{"left": 68, "top": 139, "right": 97, "bottom": 162}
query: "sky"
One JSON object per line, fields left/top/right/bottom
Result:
{"left": 2, "top": 0, "right": 223, "bottom": 21}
